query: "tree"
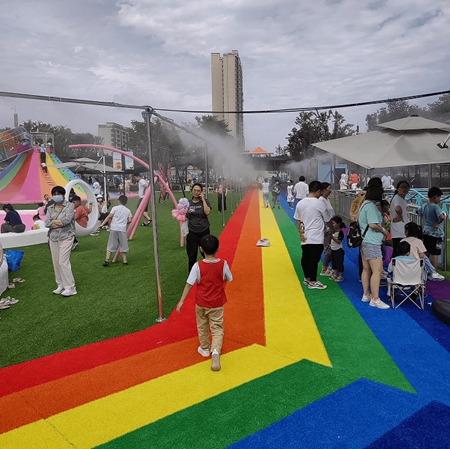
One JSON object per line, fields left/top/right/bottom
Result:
{"left": 20, "top": 120, "right": 100, "bottom": 158}
{"left": 365, "top": 100, "right": 423, "bottom": 130}
{"left": 194, "top": 115, "right": 231, "bottom": 137}
{"left": 286, "top": 110, "right": 354, "bottom": 161}
{"left": 428, "top": 93, "right": 450, "bottom": 124}
{"left": 274, "top": 144, "right": 288, "bottom": 156}
{"left": 126, "top": 118, "right": 185, "bottom": 167}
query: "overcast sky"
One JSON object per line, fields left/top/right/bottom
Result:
{"left": 1, "top": 0, "right": 449, "bottom": 153}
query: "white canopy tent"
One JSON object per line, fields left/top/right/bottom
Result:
{"left": 313, "top": 116, "right": 450, "bottom": 170}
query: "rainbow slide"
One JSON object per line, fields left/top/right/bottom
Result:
{"left": 0, "top": 189, "right": 450, "bottom": 448}
{"left": 0, "top": 149, "right": 87, "bottom": 204}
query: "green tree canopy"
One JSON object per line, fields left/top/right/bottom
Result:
{"left": 365, "top": 100, "right": 423, "bottom": 131}
{"left": 126, "top": 118, "right": 185, "bottom": 167}
{"left": 20, "top": 120, "right": 101, "bottom": 159}
{"left": 364, "top": 94, "right": 450, "bottom": 131}
{"left": 195, "top": 115, "right": 231, "bottom": 137}
{"left": 286, "top": 110, "right": 354, "bottom": 161}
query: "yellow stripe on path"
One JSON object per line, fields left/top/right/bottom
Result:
{"left": 259, "top": 196, "right": 331, "bottom": 365}
{"left": 0, "top": 193, "right": 331, "bottom": 449}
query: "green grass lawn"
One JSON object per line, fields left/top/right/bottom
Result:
{"left": 1, "top": 192, "right": 242, "bottom": 368}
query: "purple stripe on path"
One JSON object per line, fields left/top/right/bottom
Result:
{"left": 426, "top": 280, "right": 450, "bottom": 301}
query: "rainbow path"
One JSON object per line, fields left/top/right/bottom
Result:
{"left": 1, "top": 189, "right": 450, "bottom": 448}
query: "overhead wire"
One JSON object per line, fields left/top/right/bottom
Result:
{"left": 0, "top": 89, "right": 449, "bottom": 116}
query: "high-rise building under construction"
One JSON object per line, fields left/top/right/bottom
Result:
{"left": 211, "top": 50, "right": 245, "bottom": 150}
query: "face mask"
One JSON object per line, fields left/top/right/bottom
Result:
{"left": 52, "top": 195, "right": 64, "bottom": 203}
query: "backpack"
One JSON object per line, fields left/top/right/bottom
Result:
{"left": 347, "top": 221, "right": 369, "bottom": 248}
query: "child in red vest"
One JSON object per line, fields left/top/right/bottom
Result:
{"left": 176, "top": 234, "right": 233, "bottom": 371}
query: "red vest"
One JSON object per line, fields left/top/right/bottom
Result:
{"left": 195, "top": 259, "right": 227, "bottom": 308}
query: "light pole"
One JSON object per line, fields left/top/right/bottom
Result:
{"left": 143, "top": 108, "right": 165, "bottom": 322}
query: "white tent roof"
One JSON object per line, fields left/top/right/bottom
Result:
{"left": 313, "top": 116, "right": 450, "bottom": 169}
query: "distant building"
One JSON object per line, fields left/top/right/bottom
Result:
{"left": 97, "top": 122, "right": 129, "bottom": 155}
{"left": 211, "top": 50, "right": 245, "bottom": 150}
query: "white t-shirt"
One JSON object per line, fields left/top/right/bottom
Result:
{"left": 294, "top": 181, "right": 309, "bottom": 200}
{"left": 187, "top": 259, "right": 233, "bottom": 285}
{"left": 390, "top": 194, "right": 408, "bottom": 238}
{"left": 286, "top": 185, "right": 294, "bottom": 201}
{"left": 32, "top": 219, "right": 46, "bottom": 229}
{"left": 262, "top": 182, "right": 270, "bottom": 194}
{"left": 294, "top": 197, "right": 332, "bottom": 245}
{"left": 138, "top": 178, "right": 148, "bottom": 198}
{"left": 109, "top": 205, "right": 132, "bottom": 232}
{"left": 382, "top": 175, "right": 393, "bottom": 189}
{"left": 318, "top": 196, "right": 335, "bottom": 221}
{"left": 401, "top": 236, "right": 426, "bottom": 260}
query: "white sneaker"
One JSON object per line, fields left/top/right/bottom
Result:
{"left": 197, "top": 346, "right": 210, "bottom": 357}
{"left": 430, "top": 272, "right": 445, "bottom": 281}
{"left": 211, "top": 349, "right": 221, "bottom": 371}
{"left": 61, "top": 287, "right": 77, "bottom": 297}
{"left": 308, "top": 281, "right": 327, "bottom": 290}
{"left": 369, "top": 298, "right": 390, "bottom": 309}
{"left": 53, "top": 286, "right": 64, "bottom": 294}
{"left": 361, "top": 294, "right": 372, "bottom": 302}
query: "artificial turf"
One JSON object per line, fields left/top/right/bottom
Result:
{"left": 0, "top": 192, "right": 242, "bottom": 367}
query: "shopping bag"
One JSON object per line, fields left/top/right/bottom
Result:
{"left": 5, "top": 250, "right": 24, "bottom": 272}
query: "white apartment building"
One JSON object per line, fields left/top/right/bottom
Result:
{"left": 211, "top": 50, "right": 245, "bottom": 150}
{"left": 97, "top": 122, "right": 129, "bottom": 155}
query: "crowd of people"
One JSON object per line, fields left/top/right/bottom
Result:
{"left": 266, "top": 175, "right": 447, "bottom": 310}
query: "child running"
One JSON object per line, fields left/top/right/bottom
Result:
{"left": 100, "top": 195, "right": 132, "bottom": 266}
{"left": 176, "top": 234, "right": 233, "bottom": 372}
{"left": 329, "top": 216, "right": 346, "bottom": 282}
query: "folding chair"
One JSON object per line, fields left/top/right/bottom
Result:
{"left": 387, "top": 259, "right": 425, "bottom": 310}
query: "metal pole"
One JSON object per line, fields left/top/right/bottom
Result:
{"left": 221, "top": 166, "right": 225, "bottom": 227}
{"left": 204, "top": 143, "right": 209, "bottom": 199}
{"left": 103, "top": 154, "right": 107, "bottom": 201}
{"left": 144, "top": 108, "right": 165, "bottom": 323}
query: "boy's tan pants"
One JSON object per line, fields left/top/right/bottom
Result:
{"left": 196, "top": 305, "right": 224, "bottom": 353}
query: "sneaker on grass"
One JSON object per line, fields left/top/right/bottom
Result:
{"left": 61, "top": 287, "right": 77, "bottom": 297}
{"left": 308, "top": 281, "right": 327, "bottom": 290}
{"left": 197, "top": 346, "right": 210, "bottom": 357}
{"left": 53, "top": 286, "right": 64, "bottom": 295}
{"left": 369, "top": 298, "right": 390, "bottom": 309}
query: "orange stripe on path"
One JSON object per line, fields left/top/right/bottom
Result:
{"left": 0, "top": 191, "right": 258, "bottom": 433}
{"left": 0, "top": 337, "right": 247, "bottom": 434}
{"left": 225, "top": 189, "right": 265, "bottom": 347}
{"left": 0, "top": 192, "right": 253, "bottom": 398}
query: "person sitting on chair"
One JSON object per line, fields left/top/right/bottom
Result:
{"left": 388, "top": 241, "right": 414, "bottom": 273}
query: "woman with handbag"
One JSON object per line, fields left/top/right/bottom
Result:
{"left": 45, "top": 186, "right": 77, "bottom": 297}
{"left": 358, "top": 185, "right": 390, "bottom": 310}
